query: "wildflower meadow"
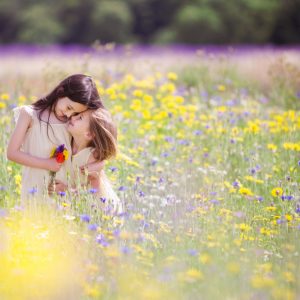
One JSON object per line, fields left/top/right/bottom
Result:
{"left": 0, "top": 46, "right": 300, "bottom": 299}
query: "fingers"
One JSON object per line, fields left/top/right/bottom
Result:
{"left": 80, "top": 166, "right": 87, "bottom": 175}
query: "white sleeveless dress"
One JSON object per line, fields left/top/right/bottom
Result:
{"left": 13, "top": 105, "right": 72, "bottom": 201}
{"left": 71, "top": 147, "right": 123, "bottom": 215}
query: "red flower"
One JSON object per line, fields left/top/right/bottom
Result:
{"left": 56, "top": 152, "right": 65, "bottom": 163}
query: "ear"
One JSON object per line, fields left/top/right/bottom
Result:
{"left": 85, "top": 131, "right": 95, "bottom": 141}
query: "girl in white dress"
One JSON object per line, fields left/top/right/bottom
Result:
{"left": 7, "top": 74, "right": 105, "bottom": 202}
{"left": 53, "top": 108, "right": 123, "bottom": 215}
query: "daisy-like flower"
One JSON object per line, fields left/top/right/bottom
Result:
{"left": 271, "top": 187, "right": 283, "bottom": 197}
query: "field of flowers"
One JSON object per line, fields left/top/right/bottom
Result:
{"left": 0, "top": 46, "right": 300, "bottom": 299}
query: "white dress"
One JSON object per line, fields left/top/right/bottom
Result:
{"left": 13, "top": 105, "right": 72, "bottom": 201}
{"left": 71, "top": 147, "right": 123, "bottom": 215}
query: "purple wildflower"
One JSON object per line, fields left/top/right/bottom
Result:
{"left": 121, "top": 246, "right": 131, "bottom": 254}
{"left": 57, "top": 144, "right": 65, "bottom": 152}
{"left": 89, "top": 188, "right": 98, "bottom": 194}
{"left": 165, "top": 136, "right": 173, "bottom": 143}
{"left": 194, "top": 130, "right": 202, "bottom": 136}
{"left": 96, "top": 234, "right": 109, "bottom": 247}
{"left": 210, "top": 199, "right": 220, "bottom": 205}
{"left": 0, "top": 209, "right": 7, "bottom": 218}
{"left": 28, "top": 187, "right": 37, "bottom": 194}
{"left": 113, "top": 228, "right": 121, "bottom": 237}
{"left": 232, "top": 181, "right": 240, "bottom": 188}
{"left": 151, "top": 158, "right": 158, "bottom": 166}
{"left": 188, "top": 249, "right": 198, "bottom": 256}
{"left": 109, "top": 166, "right": 118, "bottom": 172}
{"left": 257, "top": 196, "right": 264, "bottom": 202}
{"left": 9, "top": 104, "right": 17, "bottom": 109}
{"left": 80, "top": 214, "right": 90, "bottom": 223}
{"left": 88, "top": 224, "right": 98, "bottom": 231}
{"left": 138, "top": 191, "right": 145, "bottom": 197}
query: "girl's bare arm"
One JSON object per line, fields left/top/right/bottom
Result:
{"left": 7, "top": 108, "right": 61, "bottom": 172}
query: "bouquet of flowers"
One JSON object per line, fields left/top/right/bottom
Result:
{"left": 49, "top": 144, "right": 69, "bottom": 186}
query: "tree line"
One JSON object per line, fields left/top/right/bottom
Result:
{"left": 0, "top": 0, "right": 299, "bottom": 45}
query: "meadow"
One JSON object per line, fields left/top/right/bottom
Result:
{"left": 0, "top": 45, "right": 300, "bottom": 300}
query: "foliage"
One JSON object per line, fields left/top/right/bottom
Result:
{"left": 0, "top": 0, "right": 299, "bottom": 44}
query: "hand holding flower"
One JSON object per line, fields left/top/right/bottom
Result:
{"left": 49, "top": 144, "right": 69, "bottom": 187}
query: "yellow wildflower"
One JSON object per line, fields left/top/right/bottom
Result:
{"left": 217, "top": 84, "right": 226, "bottom": 92}
{"left": 184, "top": 269, "right": 203, "bottom": 282}
{"left": 271, "top": 187, "right": 283, "bottom": 197}
{"left": 238, "top": 223, "right": 252, "bottom": 232}
{"left": 239, "top": 187, "right": 253, "bottom": 196}
{"left": 167, "top": 72, "right": 178, "bottom": 81}
{"left": 199, "top": 253, "right": 212, "bottom": 265}
{"left": 226, "top": 262, "right": 240, "bottom": 274}
{"left": 0, "top": 93, "right": 9, "bottom": 100}
{"left": 267, "top": 143, "right": 277, "bottom": 152}
{"left": 251, "top": 275, "right": 275, "bottom": 289}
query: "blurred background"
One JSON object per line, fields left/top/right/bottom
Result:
{"left": 0, "top": 0, "right": 299, "bottom": 45}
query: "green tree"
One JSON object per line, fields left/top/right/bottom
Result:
{"left": 18, "top": 3, "right": 65, "bottom": 44}
{"left": 91, "top": 1, "right": 133, "bottom": 43}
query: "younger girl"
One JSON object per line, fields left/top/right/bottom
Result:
{"left": 53, "top": 108, "right": 123, "bottom": 215}
{"left": 7, "top": 74, "right": 104, "bottom": 201}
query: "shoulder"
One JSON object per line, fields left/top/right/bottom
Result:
{"left": 87, "top": 148, "right": 97, "bottom": 164}
{"left": 13, "top": 105, "right": 36, "bottom": 121}
{"left": 13, "top": 105, "right": 36, "bottom": 125}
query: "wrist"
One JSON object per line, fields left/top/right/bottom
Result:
{"left": 42, "top": 158, "right": 50, "bottom": 170}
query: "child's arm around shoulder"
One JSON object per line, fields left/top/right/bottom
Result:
{"left": 85, "top": 154, "right": 105, "bottom": 192}
{"left": 7, "top": 107, "right": 61, "bottom": 172}
{"left": 80, "top": 155, "right": 105, "bottom": 179}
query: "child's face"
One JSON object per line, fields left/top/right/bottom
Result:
{"left": 67, "top": 110, "right": 91, "bottom": 140}
{"left": 55, "top": 97, "right": 87, "bottom": 119}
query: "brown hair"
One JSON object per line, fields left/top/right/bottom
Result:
{"left": 88, "top": 108, "right": 117, "bottom": 161}
{"left": 33, "top": 74, "right": 105, "bottom": 122}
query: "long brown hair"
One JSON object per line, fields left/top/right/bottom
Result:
{"left": 32, "top": 74, "right": 105, "bottom": 140}
{"left": 33, "top": 74, "right": 105, "bottom": 122}
{"left": 88, "top": 108, "right": 117, "bottom": 161}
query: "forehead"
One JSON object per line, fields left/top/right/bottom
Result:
{"left": 61, "top": 97, "right": 87, "bottom": 113}
{"left": 80, "top": 110, "right": 92, "bottom": 117}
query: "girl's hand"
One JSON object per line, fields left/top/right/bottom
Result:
{"left": 80, "top": 160, "right": 105, "bottom": 176}
{"left": 45, "top": 158, "right": 62, "bottom": 172}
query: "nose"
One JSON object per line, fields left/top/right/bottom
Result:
{"left": 65, "top": 111, "right": 72, "bottom": 118}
